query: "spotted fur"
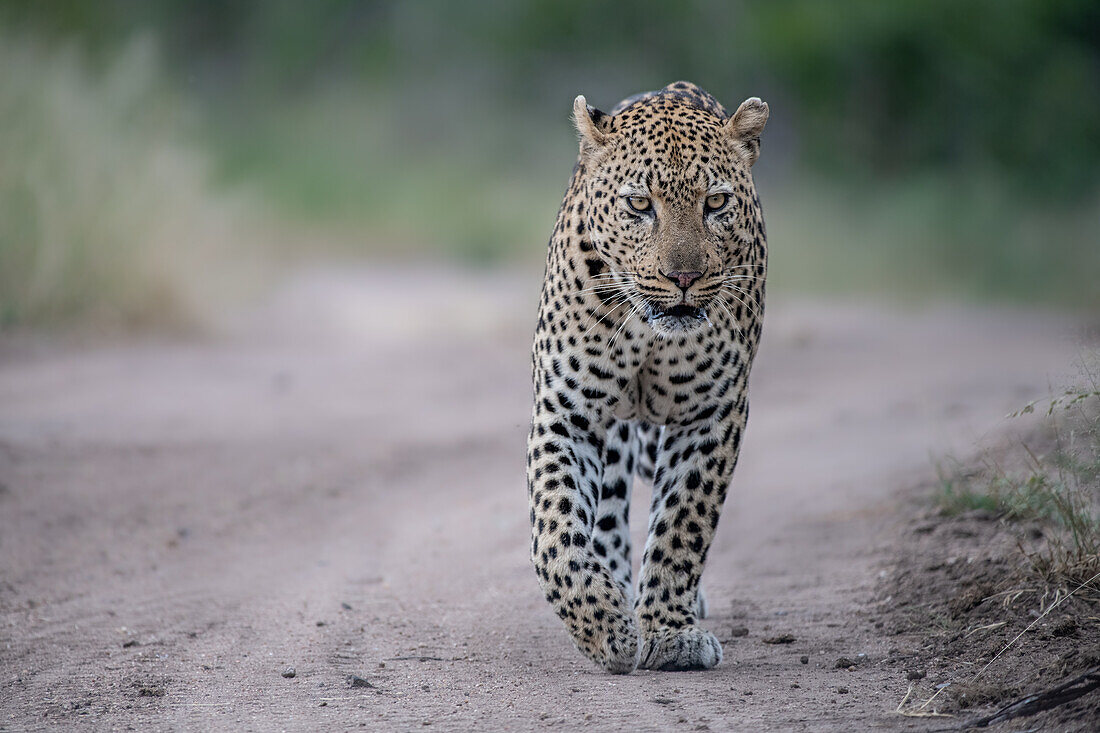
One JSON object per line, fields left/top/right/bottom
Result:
{"left": 527, "top": 82, "right": 769, "bottom": 674}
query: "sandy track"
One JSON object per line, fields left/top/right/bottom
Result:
{"left": 0, "top": 266, "right": 1089, "bottom": 731}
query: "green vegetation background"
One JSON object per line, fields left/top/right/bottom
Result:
{"left": 2, "top": 1, "right": 1098, "bottom": 327}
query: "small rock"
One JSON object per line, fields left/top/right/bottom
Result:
{"left": 281, "top": 667, "right": 296, "bottom": 679}
{"left": 421, "top": 684, "right": 430, "bottom": 692}
{"left": 122, "top": 639, "right": 139, "bottom": 648}
{"left": 800, "top": 655, "right": 809, "bottom": 665}
{"left": 762, "top": 634, "right": 795, "bottom": 644}
{"left": 652, "top": 696, "right": 675, "bottom": 705}
{"left": 791, "top": 683, "right": 800, "bottom": 689}
{"left": 743, "top": 690, "right": 753, "bottom": 696}
{"left": 834, "top": 657, "right": 859, "bottom": 669}
{"left": 1051, "top": 617, "right": 1078, "bottom": 637}
{"left": 341, "top": 602, "right": 353, "bottom": 611}
{"left": 729, "top": 626, "right": 749, "bottom": 637}
{"left": 837, "top": 686, "right": 849, "bottom": 694}
{"left": 316, "top": 621, "right": 326, "bottom": 627}
{"left": 906, "top": 670, "right": 926, "bottom": 681}
{"left": 137, "top": 686, "right": 165, "bottom": 697}
{"left": 347, "top": 675, "right": 375, "bottom": 688}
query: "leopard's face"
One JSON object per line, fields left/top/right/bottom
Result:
{"left": 575, "top": 92, "right": 768, "bottom": 336}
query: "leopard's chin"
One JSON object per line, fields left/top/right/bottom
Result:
{"left": 646, "top": 303, "right": 711, "bottom": 335}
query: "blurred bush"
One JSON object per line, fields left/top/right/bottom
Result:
{"left": 2, "top": 1, "right": 1098, "bottom": 327}
{"left": 10, "top": 0, "right": 1098, "bottom": 195}
{"left": 748, "top": 0, "right": 1100, "bottom": 197}
{"left": 0, "top": 33, "right": 263, "bottom": 329}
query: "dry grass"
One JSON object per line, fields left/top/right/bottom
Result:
{"left": 935, "top": 358, "right": 1100, "bottom": 595}
{"left": 0, "top": 33, "right": 268, "bottom": 331}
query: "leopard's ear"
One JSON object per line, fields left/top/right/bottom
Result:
{"left": 724, "top": 97, "right": 769, "bottom": 166}
{"left": 573, "top": 95, "right": 612, "bottom": 157}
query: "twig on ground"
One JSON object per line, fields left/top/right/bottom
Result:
{"left": 960, "top": 666, "right": 1100, "bottom": 729}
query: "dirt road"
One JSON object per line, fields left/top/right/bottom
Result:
{"left": 0, "top": 266, "right": 1089, "bottom": 731}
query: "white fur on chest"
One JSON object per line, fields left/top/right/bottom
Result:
{"left": 608, "top": 332, "right": 703, "bottom": 425}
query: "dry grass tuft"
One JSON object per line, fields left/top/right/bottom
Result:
{"left": 935, "top": 360, "right": 1100, "bottom": 596}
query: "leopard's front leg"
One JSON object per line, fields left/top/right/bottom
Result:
{"left": 527, "top": 379, "right": 640, "bottom": 674}
{"left": 636, "top": 412, "right": 745, "bottom": 670}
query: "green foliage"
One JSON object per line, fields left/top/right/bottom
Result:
{"left": 2, "top": 1, "right": 1098, "bottom": 324}
{"left": 8, "top": 0, "right": 1100, "bottom": 196}
{"left": 746, "top": 0, "right": 1100, "bottom": 197}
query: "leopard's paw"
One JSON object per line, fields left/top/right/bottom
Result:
{"left": 594, "top": 608, "right": 641, "bottom": 674}
{"left": 639, "top": 625, "right": 722, "bottom": 671}
{"left": 564, "top": 589, "right": 640, "bottom": 674}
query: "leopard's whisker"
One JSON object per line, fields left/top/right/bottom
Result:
{"left": 713, "top": 296, "right": 744, "bottom": 338}
{"left": 583, "top": 290, "right": 634, "bottom": 317}
{"left": 577, "top": 278, "right": 637, "bottom": 292}
{"left": 580, "top": 292, "right": 635, "bottom": 337}
{"left": 576, "top": 281, "right": 634, "bottom": 295}
{"left": 586, "top": 271, "right": 638, "bottom": 281}
{"left": 608, "top": 301, "right": 644, "bottom": 352}
{"left": 575, "top": 286, "right": 630, "bottom": 298}
{"left": 719, "top": 286, "right": 763, "bottom": 322}
{"left": 721, "top": 282, "right": 762, "bottom": 301}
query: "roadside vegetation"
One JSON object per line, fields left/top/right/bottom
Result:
{"left": 935, "top": 367, "right": 1100, "bottom": 593}
{"left": 887, "top": 360, "right": 1100, "bottom": 726}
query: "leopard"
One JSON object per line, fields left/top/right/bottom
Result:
{"left": 526, "top": 81, "right": 769, "bottom": 674}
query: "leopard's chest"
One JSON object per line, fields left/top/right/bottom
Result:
{"left": 609, "top": 338, "right": 715, "bottom": 426}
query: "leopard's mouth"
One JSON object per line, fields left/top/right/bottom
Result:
{"left": 652, "top": 304, "right": 702, "bottom": 319}
{"left": 646, "top": 302, "right": 710, "bottom": 332}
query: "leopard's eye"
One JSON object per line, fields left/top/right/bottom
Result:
{"left": 626, "top": 195, "right": 652, "bottom": 213}
{"left": 705, "top": 193, "right": 729, "bottom": 212}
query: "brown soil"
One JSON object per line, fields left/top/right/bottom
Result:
{"left": 0, "top": 265, "right": 1092, "bottom": 731}
{"left": 879, "top": 487, "right": 1100, "bottom": 729}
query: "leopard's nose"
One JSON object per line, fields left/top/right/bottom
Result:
{"left": 660, "top": 270, "right": 704, "bottom": 291}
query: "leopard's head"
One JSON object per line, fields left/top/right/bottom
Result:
{"left": 573, "top": 82, "right": 769, "bottom": 336}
